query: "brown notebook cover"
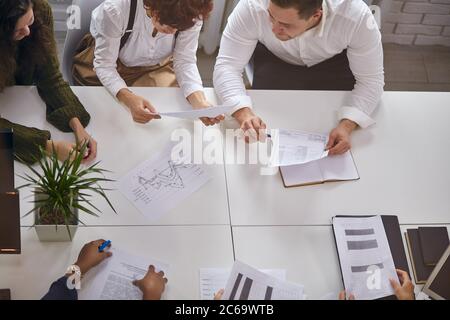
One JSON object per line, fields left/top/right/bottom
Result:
{"left": 405, "top": 229, "right": 434, "bottom": 284}
{"left": 0, "top": 289, "right": 11, "bottom": 300}
{"left": 0, "top": 192, "right": 21, "bottom": 254}
{"left": 418, "top": 227, "right": 449, "bottom": 266}
{"left": 0, "top": 129, "right": 15, "bottom": 192}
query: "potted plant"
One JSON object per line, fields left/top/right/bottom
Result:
{"left": 18, "top": 143, "right": 116, "bottom": 242}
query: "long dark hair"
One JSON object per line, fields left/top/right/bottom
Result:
{"left": 0, "top": 0, "right": 54, "bottom": 92}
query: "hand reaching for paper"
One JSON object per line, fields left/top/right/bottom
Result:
{"left": 326, "top": 119, "right": 357, "bottom": 156}
{"left": 133, "top": 265, "right": 168, "bottom": 300}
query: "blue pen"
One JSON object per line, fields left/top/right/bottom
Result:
{"left": 98, "top": 240, "right": 111, "bottom": 253}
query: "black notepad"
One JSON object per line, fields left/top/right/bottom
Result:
{"left": 0, "top": 192, "right": 21, "bottom": 254}
{"left": 0, "top": 129, "right": 15, "bottom": 192}
{"left": 405, "top": 229, "right": 434, "bottom": 284}
{"left": 418, "top": 227, "right": 449, "bottom": 266}
{"left": 423, "top": 245, "right": 450, "bottom": 300}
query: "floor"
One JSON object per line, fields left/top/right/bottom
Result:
{"left": 56, "top": 36, "right": 450, "bottom": 92}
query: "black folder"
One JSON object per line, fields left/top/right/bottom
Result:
{"left": 0, "top": 191, "right": 21, "bottom": 254}
{"left": 0, "top": 129, "right": 15, "bottom": 192}
{"left": 332, "top": 215, "right": 410, "bottom": 300}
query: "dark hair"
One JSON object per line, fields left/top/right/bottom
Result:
{"left": 271, "top": 0, "right": 323, "bottom": 19}
{"left": 0, "top": 0, "right": 54, "bottom": 92}
{"left": 0, "top": 0, "right": 32, "bottom": 43}
{"left": 144, "top": 0, "right": 213, "bottom": 31}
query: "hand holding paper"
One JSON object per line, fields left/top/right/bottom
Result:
{"left": 159, "top": 104, "right": 235, "bottom": 120}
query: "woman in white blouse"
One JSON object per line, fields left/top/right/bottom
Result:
{"left": 87, "top": 0, "right": 222, "bottom": 126}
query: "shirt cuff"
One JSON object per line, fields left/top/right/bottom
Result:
{"left": 109, "top": 80, "right": 129, "bottom": 99}
{"left": 338, "top": 106, "right": 376, "bottom": 129}
{"left": 182, "top": 84, "right": 205, "bottom": 99}
{"left": 224, "top": 95, "right": 253, "bottom": 115}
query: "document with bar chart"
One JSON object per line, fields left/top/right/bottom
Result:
{"left": 222, "top": 261, "right": 304, "bottom": 300}
{"left": 333, "top": 216, "right": 398, "bottom": 300}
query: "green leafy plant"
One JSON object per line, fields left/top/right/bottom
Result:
{"left": 18, "top": 142, "right": 116, "bottom": 238}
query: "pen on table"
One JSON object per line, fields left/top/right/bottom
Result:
{"left": 98, "top": 240, "right": 111, "bottom": 253}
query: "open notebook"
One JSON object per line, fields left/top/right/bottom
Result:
{"left": 279, "top": 151, "right": 359, "bottom": 188}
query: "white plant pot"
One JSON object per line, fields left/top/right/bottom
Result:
{"left": 34, "top": 223, "right": 78, "bottom": 242}
{"left": 33, "top": 190, "right": 79, "bottom": 242}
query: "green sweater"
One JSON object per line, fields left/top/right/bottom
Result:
{"left": 0, "top": 0, "right": 90, "bottom": 164}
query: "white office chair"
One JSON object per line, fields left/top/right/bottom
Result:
{"left": 61, "top": 0, "right": 105, "bottom": 85}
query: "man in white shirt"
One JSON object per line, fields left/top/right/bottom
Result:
{"left": 214, "top": 0, "right": 384, "bottom": 155}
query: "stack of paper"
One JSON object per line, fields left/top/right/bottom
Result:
{"left": 332, "top": 216, "right": 397, "bottom": 300}
{"left": 222, "top": 261, "right": 304, "bottom": 300}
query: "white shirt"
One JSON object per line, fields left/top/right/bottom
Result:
{"left": 213, "top": 0, "right": 385, "bottom": 128}
{"left": 91, "top": 0, "right": 204, "bottom": 98}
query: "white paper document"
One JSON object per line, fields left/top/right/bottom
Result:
{"left": 119, "top": 145, "right": 211, "bottom": 220}
{"left": 199, "top": 268, "right": 287, "bottom": 300}
{"left": 79, "top": 248, "right": 169, "bottom": 300}
{"left": 159, "top": 104, "right": 236, "bottom": 120}
{"left": 222, "top": 261, "right": 304, "bottom": 300}
{"left": 269, "top": 129, "right": 329, "bottom": 167}
{"left": 332, "top": 216, "right": 398, "bottom": 300}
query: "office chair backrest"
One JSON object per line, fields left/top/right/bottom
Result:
{"left": 61, "top": 0, "right": 105, "bottom": 84}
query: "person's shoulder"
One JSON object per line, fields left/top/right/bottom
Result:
{"left": 236, "top": 0, "right": 269, "bottom": 25}
{"left": 100, "top": 0, "right": 131, "bottom": 17}
{"left": 247, "top": 0, "right": 270, "bottom": 15}
{"left": 328, "top": 0, "right": 372, "bottom": 24}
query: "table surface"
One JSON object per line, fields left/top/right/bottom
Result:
{"left": 1, "top": 86, "right": 449, "bottom": 299}
{"left": 224, "top": 90, "right": 450, "bottom": 226}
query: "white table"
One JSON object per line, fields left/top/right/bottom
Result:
{"left": 0, "top": 86, "right": 230, "bottom": 226}
{"left": 1, "top": 86, "right": 449, "bottom": 300}
{"left": 232, "top": 224, "right": 450, "bottom": 299}
{"left": 0, "top": 226, "right": 234, "bottom": 300}
{"left": 225, "top": 90, "right": 450, "bottom": 226}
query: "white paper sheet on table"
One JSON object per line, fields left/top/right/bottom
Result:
{"left": 119, "top": 144, "right": 211, "bottom": 220}
{"left": 332, "top": 216, "right": 397, "bottom": 300}
{"left": 222, "top": 261, "right": 304, "bottom": 300}
{"left": 269, "top": 129, "right": 329, "bottom": 167}
{"left": 79, "top": 248, "right": 169, "bottom": 300}
{"left": 159, "top": 104, "right": 236, "bottom": 120}
{"left": 199, "top": 268, "right": 287, "bottom": 300}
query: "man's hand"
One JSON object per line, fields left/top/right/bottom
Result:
{"left": 326, "top": 119, "right": 358, "bottom": 156}
{"left": 69, "top": 118, "right": 97, "bottom": 163}
{"left": 73, "top": 239, "right": 112, "bottom": 275}
{"left": 390, "top": 269, "right": 415, "bottom": 300}
{"left": 187, "top": 91, "right": 224, "bottom": 126}
{"left": 214, "top": 289, "right": 224, "bottom": 300}
{"left": 232, "top": 107, "right": 267, "bottom": 143}
{"left": 338, "top": 290, "right": 355, "bottom": 300}
{"left": 133, "top": 265, "right": 168, "bottom": 300}
{"left": 117, "top": 89, "right": 161, "bottom": 124}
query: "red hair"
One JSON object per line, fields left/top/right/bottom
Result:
{"left": 144, "top": 0, "right": 213, "bottom": 31}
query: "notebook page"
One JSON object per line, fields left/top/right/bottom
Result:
{"left": 280, "top": 160, "right": 323, "bottom": 187}
{"left": 318, "top": 151, "right": 359, "bottom": 182}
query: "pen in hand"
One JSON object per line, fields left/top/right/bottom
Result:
{"left": 98, "top": 240, "right": 111, "bottom": 253}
